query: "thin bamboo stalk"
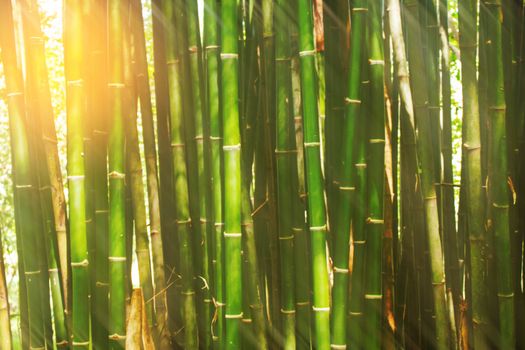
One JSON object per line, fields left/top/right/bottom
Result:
{"left": 0, "top": 230, "right": 12, "bottom": 350}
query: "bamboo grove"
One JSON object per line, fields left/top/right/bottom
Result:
{"left": 1, "top": 0, "right": 525, "bottom": 348}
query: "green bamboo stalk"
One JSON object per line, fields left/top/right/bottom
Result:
{"left": 400, "top": 0, "right": 451, "bottom": 348}
{"left": 1, "top": 2, "right": 48, "bottom": 347}
{"left": 363, "top": 0, "right": 386, "bottom": 347}
{"left": 162, "top": 0, "right": 199, "bottom": 347}
{"left": 19, "top": 0, "right": 69, "bottom": 310}
{"left": 330, "top": 0, "right": 366, "bottom": 346}
{"left": 274, "top": 0, "right": 296, "bottom": 347}
{"left": 220, "top": 0, "right": 243, "bottom": 346}
{"left": 295, "top": 0, "right": 330, "bottom": 347}
{"left": 130, "top": 0, "right": 170, "bottom": 346}
{"left": 64, "top": 0, "right": 91, "bottom": 346}
{"left": 87, "top": 0, "right": 110, "bottom": 347}
{"left": 108, "top": 0, "right": 127, "bottom": 346}
{"left": 122, "top": 22, "right": 156, "bottom": 335}
{"left": 483, "top": 0, "right": 516, "bottom": 347}
{"left": 19, "top": 0, "right": 69, "bottom": 345}
{"left": 439, "top": 0, "right": 460, "bottom": 335}
{"left": 203, "top": 0, "right": 225, "bottom": 347}
{"left": 0, "top": 230, "right": 12, "bottom": 350}
{"left": 458, "top": 0, "right": 490, "bottom": 347}
{"left": 184, "top": 1, "right": 213, "bottom": 346}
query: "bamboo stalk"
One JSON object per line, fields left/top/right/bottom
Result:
{"left": 295, "top": 0, "right": 331, "bottom": 347}
{"left": 64, "top": 0, "right": 91, "bottom": 345}
{"left": 458, "top": 0, "right": 490, "bottom": 347}
{"left": 221, "top": 0, "right": 243, "bottom": 347}
{"left": 1, "top": 1, "right": 49, "bottom": 346}
{"left": 108, "top": 0, "right": 128, "bottom": 346}
{"left": 0, "top": 230, "right": 12, "bottom": 350}
{"left": 483, "top": 0, "right": 516, "bottom": 347}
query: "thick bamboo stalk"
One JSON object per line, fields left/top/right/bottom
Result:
{"left": 296, "top": 0, "right": 331, "bottom": 347}
{"left": 483, "top": 0, "right": 516, "bottom": 347}
{"left": 108, "top": 0, "right": 127, "bottom": 346}
{"left": 162, "top": 0, "right": 199, "bottom": 347}
{"left": 458, "top": 0, "right": 490, "bottom": 347}
{"left": 184, "top": 1, "right": 213, "bottom": 346}
{"left": 331, "top": 0, "right": 366, "bottom": 347}
{"left": 64, "top": 0, "right": 91, "bottom": 346}
{"left": 1, "top": 1, "right": 49, "bottom": 347}
{"left": 130, "top": 0, "right": 170, "bottom": 346}
{"left": 221, "top": 0, "right": 243, "bottom": 347}
{"left": 203, "top": 0, "right": 225, "bottom": 347}
{"left": 87, "top": 0, "right": 110, "bottom": 347}
{"left": 399, "top": 0, "right": 451, "bottom": 348}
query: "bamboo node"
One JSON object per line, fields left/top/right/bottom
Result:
{"left": 353, "top": 240, "right": 366, "bottom": 245}
{"left": 68, "top": 79, "right": 84, "bottom": 86}
{"left": 108, "top": 333, "right": 126, "bottom": 340}
{"left": 25, "top": 270, "right": 41, "bottom": 275}
{"left": 241, "top": 318, "right": 253, "bottom": 323}
{"left": 107, "top": 83, "right": 125, "bottom": 88}
{"left": 30, "top": 347, "right": 46, "bottom": 350}
{"left": 108, "top": 256, "right": 127, "bottom": 262}
{"left": 279, "top": 235, "right": 294, "bottom": 240}
{"left": 166, "top": 59, "right": 179, "bottom": 65}
{"left": 206, "top": 45, "right": 220, "bottom": 50}
{"left": 223, "top": 143, "right": 241, "bottom": 151}
{"left": 497, "top": 292, "right": 514, "bottom": 298}
{"left": 276, "top": 57, "right": 291, "bottom": 62}
{"left": 312, "top": 306, "right": 330, "bottom": 312}
{"left": 72, "top": 341, "right": 90, "bottom": 346}
{"left": 170, "top": 142, "right": 185, "bottom": 148}
{"left": 67, "top": 175, "right": 85, "bottom": 180}
{"left": 304, "top": 141, "right": 321, "bottom": 147}
{"left": 296, "top": 301, "right": 310, "bottom": 306}
{"left": 462, "top": 142, "right": 481, "bottom": 150}
{"left": 210, "top": 136, "right": 223, "bottom": 140}
{"left": 369, "top": 59, "right": 385, "bottom": 65}
{"left": 6, "top": 92, "right": 23, "bottom": 97}
{"left": 364, "top": 294, "right": 383, "bottom": 300}
{"left": 309, "top": 225, "right": 327, "bottom": 232}
{"left": 181, "top": 291, "right": 196, "bottom": 296}
{"left": 71, "top": 259, "right": 89, "bottom": 267}
{"left": 333, "top": 266, "right": 349, "bottom": 273}
{"left": 369, "top": 138, "right": 385, "bottom": 144}
{"left": 299, "top": 50, "right": 316, "bottom": 57}
{"left": 220, "top": 53, "right": 238, "bottom": 59}
{"left": 55, "top": 340, "right": 69, "bottom": 346}
{"left": 188, "top": 46, "right": 198, "bottom": 53}
{"left": 108, "top": 171, "right": 125, "bottom": 179}
{"left": 195, "top": 135, "right": 204, "bottom": 141}
{"left": 339, "top": 186, "right": 355, "bottom": 191}
{"left": 15, "top": 184, "right": 32, "bottom": 189}
{"left": 488, "top": 105, "right": 506, "bottom": 111}
{"left": 292, "top": 227, "right": 303, "bottom": 232}
{"left": 48, "top": 268, "right": 59, "bottom": 272}
{"left": 492, "top": 202, "right": 509, "bottom": 209}
{"left": 431, "top": 280, "right": 446, "bottom": 286}
{"left": 366, "top": 218, "right": 384, "bottom": 224}
{"left": 280, "top": 308, "right": 296, "bottom": 314}
{"left": 176, "top": 218, "right": 191, "bottom": 225}
{"left": 352, "top": 7, "right": 368, "bottom": 12}
{"left": 225, "top": 313, "right": 243, "bottom": 319}
{"left": 275, "top": 149, "right": 298, "bottom": 154}
{"left": 224, "top": 232, "right": 242, "bottom": 237}
{"left": 344, "top": 97, "right": 361, "bottom": 105}
{"left": 330, "top": 344, "right": 347, "bottom": 350}
{"left": 214, "top": 222, "right": 225, "bottom": 227}
{"left": 96, "top": 281, "right": 109, "bottom": 287}
{"left": 349, "top": 311, "right": 363, "bottom": 316}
